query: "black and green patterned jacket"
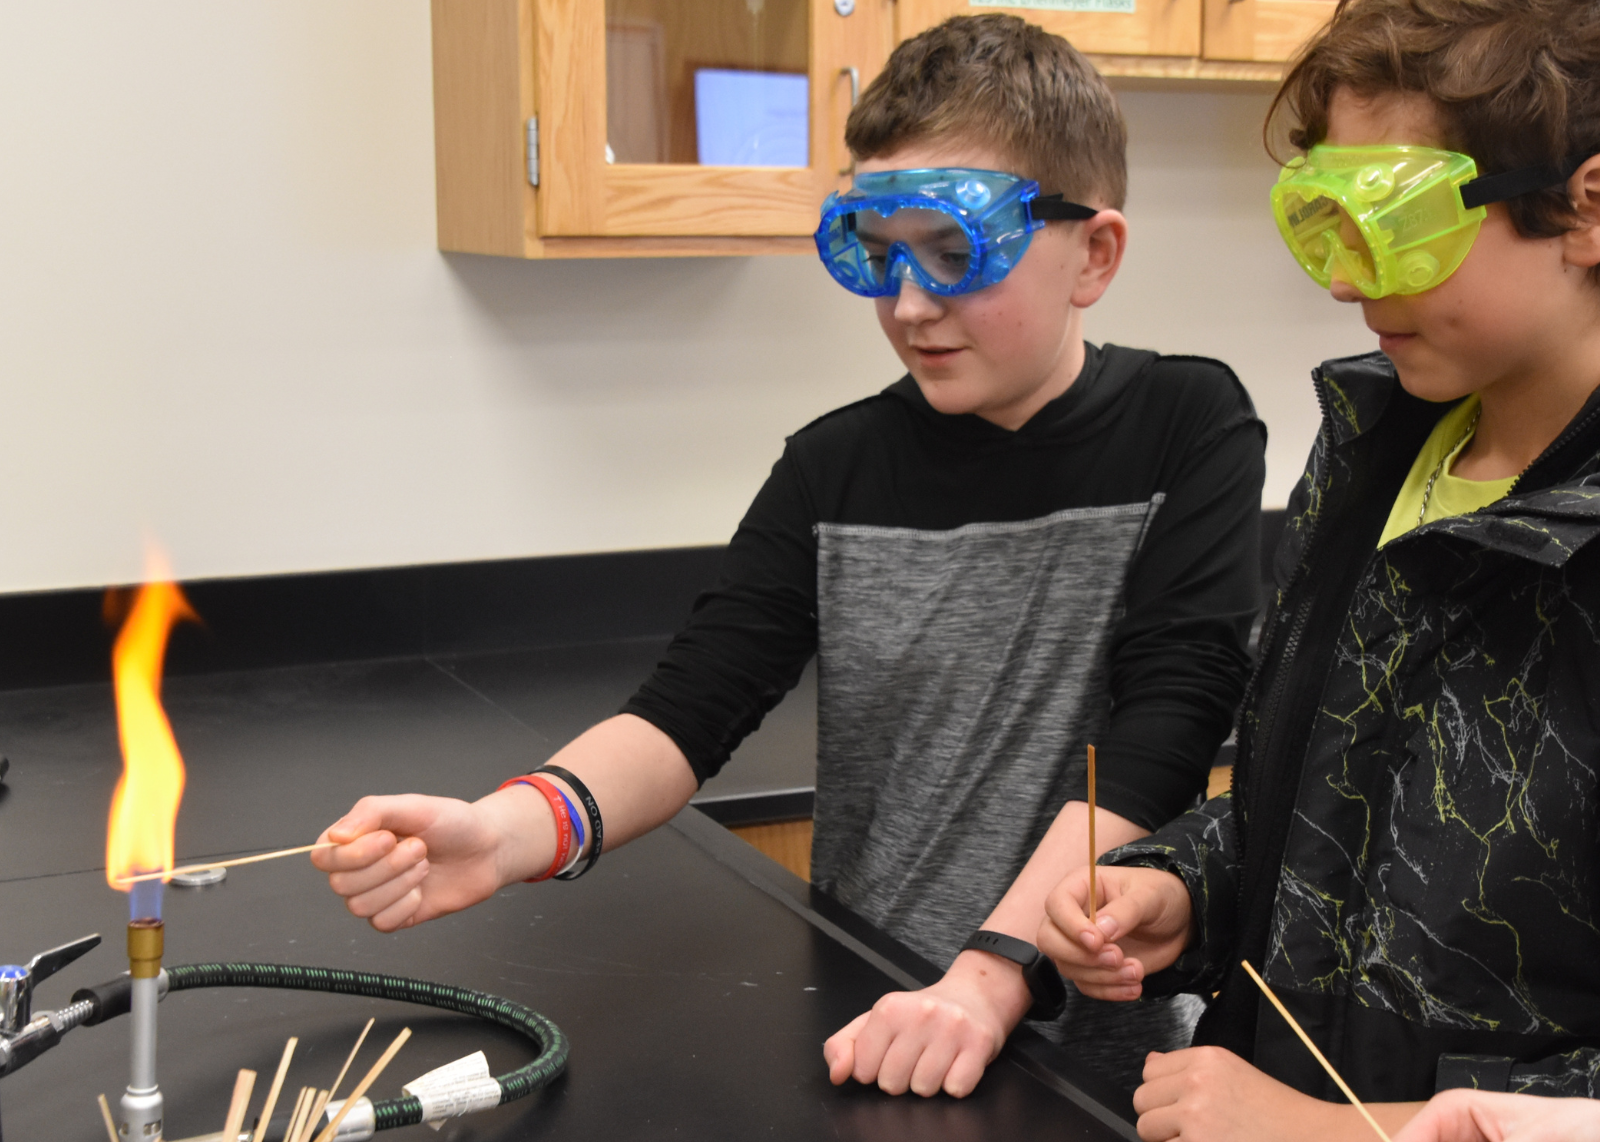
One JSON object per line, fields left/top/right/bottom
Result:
{"left": 1110, "top": 352, "right": 1600, "bottom": 1102}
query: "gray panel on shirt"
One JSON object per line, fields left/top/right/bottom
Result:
{"left": 813, "top": 497, "right": 1199, "bottom": 1089}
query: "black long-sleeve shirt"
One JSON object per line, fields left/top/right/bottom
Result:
{"left": 623, "top": 343, "right": 1265, "bottom": 1089}
{"left": 626, "top": 343, "right": 1266, "bottom": 828}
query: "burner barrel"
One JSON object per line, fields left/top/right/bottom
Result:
{"left": 122, "top": 920, "right": 164, "bottom": 1141}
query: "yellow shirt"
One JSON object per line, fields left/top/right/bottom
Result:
{"left": 1377, "top": 396, "right": 1518, "bottom": 548}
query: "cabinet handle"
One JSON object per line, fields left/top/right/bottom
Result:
{"left": 838, "top": 67, "right": 861, "bottom": 177}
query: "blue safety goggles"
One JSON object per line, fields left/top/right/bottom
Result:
{"left": 815, "top": 168, "right": 1098, "bottom": 298}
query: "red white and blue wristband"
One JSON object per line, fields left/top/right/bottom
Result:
{"left": 498, "top": 773, "right": 573, "bottom": 882}
{"left": 498, "top": 765, "right": 604, "bottom": 881}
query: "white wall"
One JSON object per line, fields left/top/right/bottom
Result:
{"left": 0, "top": 3, "right": 1377, "bottom": 593}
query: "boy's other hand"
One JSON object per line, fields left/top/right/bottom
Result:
{"left": 1394, "top": 1089, "right": 1600, "bottom": 1142}
{"left": 1037, "top": 866, "right": 1191, "bottom": 999}
{"left": 822, "top": 950, "right": 1030, "bottom": 1098}
{"left": 1132, "top": 1046, "right": 1368, "bottom": 1141}
{"left": 313, "top": 788, "right": 543, "bottom": 932}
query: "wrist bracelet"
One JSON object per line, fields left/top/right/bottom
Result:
{"left": 534, "top": 765, "right": 604, "bottom": 880}
{"left": 554, "top": 788, "right": 586, "bottom": 852}
{"left": 497, "top": 774, "right": 572, "bottom": 882}
{"left": 960, "top": 929, "right": 1068, "bottom": 1022}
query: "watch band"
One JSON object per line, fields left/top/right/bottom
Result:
{"left": 962, "top": 929, "right": 1041, "bottom": 967}
{"left": 961, "top": 929, "right": 1068, "bottom": 1022}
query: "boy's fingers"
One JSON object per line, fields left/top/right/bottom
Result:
{"left": 1086, "top": 889, "right": 1152, "bottom": 947}
{"left": 1043, "top": 872, "right": 1101, "bottom": 949}
{"left": 367, "top": 887, "right": 425, "bottom": 934}
{"left": 1056, "top": 953, "right": 1135, "bottom": 986}
{"left": 313, "top": 829, "right": 398, "bottom": 873}
{"left": 1139, "top": 1048, "right": 1196, "bottom": 1082}
{"left": 942, "top": 1047, "right": 989, "bottom": 1099}
{"left": 874, "top": 1032, "right": 927, "bottom": 1096}
{"left": 908, "top": 1034, "right": 962, "bottom": 1098}
{"left": 326, "top": 836, "right": 426, "bottom": 895}
{"left": 323, "top": 799, "right": 393, "bottom": 844}
{"left": 823, "top": 1013, "right": 869, "bottom": 1085}
{"left": 342, "top": 857, "right": 430, "bottom": 920}
{"left": 327, "top": 795, "right": 445, "bottom": 846}
{"left": 850, "top": 1010, "right": 897, "bottom": 1084}
{"left": 825, "top": 1041, "right": 855, "bottom": 1085}
{"left": 1073, "top": 978, "right": 1144, "bottom": 1002}
{"left": 1134, "top": 1105, "right": 1181, "bottom": 1142}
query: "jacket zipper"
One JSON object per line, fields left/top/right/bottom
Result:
{"left": 1227, "top": 370, "right": 1330, "bottom": 992}
{"left": 1235, "top": 371, "right": 1329, "bottom": 837}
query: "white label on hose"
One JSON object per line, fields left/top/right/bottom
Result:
{"left": 406, "top": 1051, "right": 492, "bottom": 1089}
{"left": 403, "top": 1052, "right": 501, "bottom": 1129}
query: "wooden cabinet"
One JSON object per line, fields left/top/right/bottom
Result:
{"left": 897, "top": 0, "right": 1202, "bottom": 58}
{"left": 432, "top": 0, "right": 893, "bottom": 259}
{"left": 1201, "top": 0, "right": 1336, "bottom": 63}
{"left": 429, "top": 0, "right": 1335, "bottom": 262}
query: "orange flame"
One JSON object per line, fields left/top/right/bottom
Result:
{"left": 105, "top": 563, "right": 196, "bottom": 890}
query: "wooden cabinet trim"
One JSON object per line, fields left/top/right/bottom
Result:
{"left": 536, "top": 0, "right": 607, "bottom": 236}
{"left": 1202, "top": 0, "right": 1335, "bottom": 64}
{"left": 897, "top": 0, "right": 1203, "bottom": 59}
{"left": 602, "top": 164, "right": 821, "bottom": 237}
{"left": 432, "top": 0, "right": 532, "bottom": 257}
{"left": 1089, "top": 52, "right": 1282, "bottom": 82}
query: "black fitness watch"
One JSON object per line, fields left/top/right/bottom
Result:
{"left": 960, "top": 930, "right": 1068, "bottom": 1021}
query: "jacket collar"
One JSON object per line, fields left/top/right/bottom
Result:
{"left": 1322, "top": 352, "right": 1600, "bottom": 566}
{"left": 1433, "top": 482, "right": 1600, "bottom": 566}
{"left": 1314, "top": 352, "right": 1405, "bottom": 447}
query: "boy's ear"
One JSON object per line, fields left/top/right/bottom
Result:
{"left": 1561, "top": 155, "right": 1600, "bottom": 271}
{"left": 1069, "top": 210, "right": 1129, "bottom": 309}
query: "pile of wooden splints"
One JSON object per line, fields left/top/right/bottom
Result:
{"left": 93, "top": 1018, "right": 410, "bottom": 1142}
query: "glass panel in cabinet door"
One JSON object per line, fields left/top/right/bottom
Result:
{"left": 605, "top": 0, "right": 811, "bottom": 167}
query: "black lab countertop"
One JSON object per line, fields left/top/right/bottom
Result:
{"left": 0, "top": 649, "right": 1137, "bottom": 1142}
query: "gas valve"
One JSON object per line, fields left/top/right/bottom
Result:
{"left": 0, "top": 934, "right": 101, "bottom": 1077}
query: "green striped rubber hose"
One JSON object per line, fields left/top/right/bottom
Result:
{"left": 165, "top": 962, "right": 567, "bottom": 1131}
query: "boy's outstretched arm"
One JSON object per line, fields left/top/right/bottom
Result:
{"left": 822, "top": 800, "right": 1147, "bottom": 1099}
{"left": 311, "top": 713, "right": 698, "bottom": 931}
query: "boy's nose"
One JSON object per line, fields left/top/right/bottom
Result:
{"left": 1328, "top": 276, "right": 1365, "bottom": 304}
{"left": 892, "top": 279, "right": 946, "bottom": 322}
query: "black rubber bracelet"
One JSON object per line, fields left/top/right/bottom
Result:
{"left": 960, "top": 930, "right": 1068, "bottom": 1022}
{"left": 536, "top": 764, "right": 604, "bottom": 879}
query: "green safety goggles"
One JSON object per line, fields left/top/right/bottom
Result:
{"left": 1271, "top": 144, "right": 1584, "bottom": 298}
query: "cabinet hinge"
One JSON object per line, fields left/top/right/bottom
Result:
{"left": 526, "top": 117, "right": 539, "bottom": 187}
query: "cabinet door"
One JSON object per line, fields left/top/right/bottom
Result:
{"left": 896, "top": 0, "right": 1202, "bottom": 58}
{"left": 537, "top": 0, "right": 890, "bottom": 238}
{"left": 1202, "top": 0, "right": 1334, "bottom": 62}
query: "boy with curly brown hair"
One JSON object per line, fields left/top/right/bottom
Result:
{"left": 1043, "top": 1, "right": 1600, "bottom": 1138}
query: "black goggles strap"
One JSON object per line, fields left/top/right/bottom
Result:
{"left": 1030, "top": 194, "right": 1100, "bottom": 221}
{"left": 1460, "top": 154, "right": 1591, "bottom": 210}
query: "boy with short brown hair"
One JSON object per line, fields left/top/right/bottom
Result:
{"left": 315, "top": 14, "right": 1265, "bottom": 1099}
{"left": 1042, "top": 1, "right": 1600, "bottom": 1138}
